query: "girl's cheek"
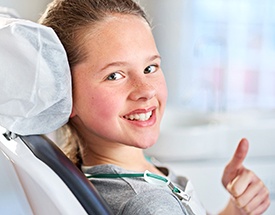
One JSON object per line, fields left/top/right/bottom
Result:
{"left": 90, "top": 93, "right": 119, "bottom": 117}
{"left": 158, "top": 79, "right": 168, "bottom": 101}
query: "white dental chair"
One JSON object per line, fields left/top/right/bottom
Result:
{"left": 0, "top": 16, "right": 112, "bottom": 215}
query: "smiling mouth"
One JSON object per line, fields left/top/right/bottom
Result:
{"left": 124, "top": 111, "right": 153, "bottom": 121}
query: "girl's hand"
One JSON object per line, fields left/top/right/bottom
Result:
{"left": 221, "top": 138, "right": 270, "bottom": 215}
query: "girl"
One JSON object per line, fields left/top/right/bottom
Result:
{"left": 39, "top": 0, "right": 270, "bottom": 214}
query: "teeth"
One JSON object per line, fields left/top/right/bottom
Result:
{"left": 125, "top": 111, "right": 152, "bottom": 121}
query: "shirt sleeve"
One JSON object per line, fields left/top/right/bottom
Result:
{"left": 118, "top": 189, "right": 189, "bottom": 215}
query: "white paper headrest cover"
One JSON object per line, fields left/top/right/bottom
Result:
{"left": 0, "top": 18, "right": 72, "bottom": 135}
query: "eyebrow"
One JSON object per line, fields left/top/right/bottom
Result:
{"left": 99, "top": 54, "right": 161, "bottom": 71}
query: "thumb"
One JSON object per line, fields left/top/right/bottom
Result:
{"left": 222, "top": 138, "right": 249, "bottom": 187}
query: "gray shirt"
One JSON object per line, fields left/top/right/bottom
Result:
{"left": 82, "top": 164, "right": 206, "bottom": 215}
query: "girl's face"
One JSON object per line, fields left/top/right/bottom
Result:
{"left": 70, "top": 14, "right": 167, "bottom": 149}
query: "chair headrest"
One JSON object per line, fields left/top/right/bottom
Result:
{"left": 0, "top": 17, "right": 72, "bottom": 135}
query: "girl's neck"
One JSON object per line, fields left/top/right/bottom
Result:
{"left": 80, "top": 143, "right": 163, "bottom": 175}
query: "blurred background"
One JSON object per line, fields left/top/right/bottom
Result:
{"left": 139, "top": 0, "right": 275, "bottom": 111}
{"left": 0, "top": 0, "right": 274, "bottom": 214}
{"left": 0, "top": 0, "right": 50, "bottom": 21}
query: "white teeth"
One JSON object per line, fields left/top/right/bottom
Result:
{"left": 134, "top": 114, "right": 140, "bottom": 120}
{"left": 129, "top": 115, "right": 135, "bottom": 120}
{"left": 139, "top": 113, "right": 146, "bottom": 121}
{"left": 125, "top": 111, "right": 152, "bottom": 121}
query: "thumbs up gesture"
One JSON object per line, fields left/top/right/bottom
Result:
{"left": 221, "top": 138, "right": 270, "bottom": 215}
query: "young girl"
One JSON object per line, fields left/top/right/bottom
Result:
{"left": 39, "top": 0, "right": 270, "bottom": 214}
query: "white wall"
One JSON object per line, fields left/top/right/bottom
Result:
{"left": 0, "top": 0, "right": 51, "bottom": 21}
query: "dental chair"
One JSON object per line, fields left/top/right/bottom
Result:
{"left": 0, "top": 16, "right": 112, "bottom": 215}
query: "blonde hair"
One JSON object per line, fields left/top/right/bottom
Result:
{"left": 39, "top": 0, "right": 149, "bottom": 167}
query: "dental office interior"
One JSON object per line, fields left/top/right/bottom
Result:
{"left": 1, "top": 0, "right": 274, "bottom": 214}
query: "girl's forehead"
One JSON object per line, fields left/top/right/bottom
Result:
{"left": 75, "top": 14, "right": 151, "bottom": 63}
{"left": 84, "top": 14, "right": 151, "bottom": 40}
{"left": 73, "top": 14, "right": 158, "bottom": 74}
{"left": 81, "top": 14, "right": 155, "bottom": 58}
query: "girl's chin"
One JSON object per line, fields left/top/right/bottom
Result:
{"left": 134, "top": 138, "right": 158, "bottom": 149}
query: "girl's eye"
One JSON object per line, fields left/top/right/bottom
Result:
{"left": 106, "top": 72, "right": 124, "bottom": 81}
{"left": 144, "top": 65, "right": 158, "bottom": 74}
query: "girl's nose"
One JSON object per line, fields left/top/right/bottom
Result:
{"left": 128, "top": 80, "right": 156, "bottom": 101}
